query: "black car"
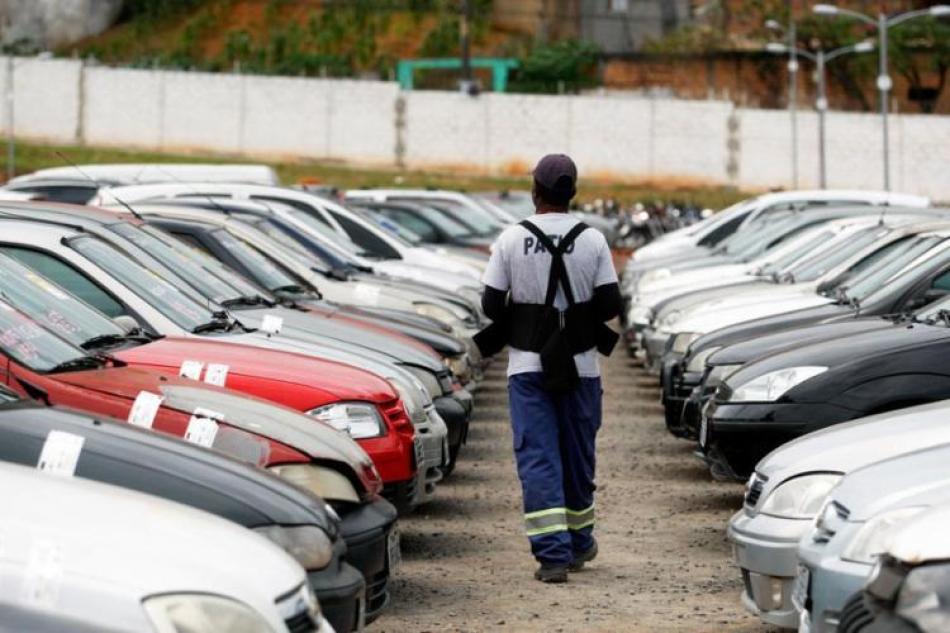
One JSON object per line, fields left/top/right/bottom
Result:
{"left": 701, "top": 309, "right": 950, "bottom": 481}
{"left": 0, "top": 394, "right": 386, "bottom": 632}
{"left": 351, "top": 200, "right": 495, "bottom": 250}
{"left": 665, "top": 232, "right": 950, "bottom": 437}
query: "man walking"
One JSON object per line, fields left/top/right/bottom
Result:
{"left": 479, "top": 154, "right": 622, "bottom": 583}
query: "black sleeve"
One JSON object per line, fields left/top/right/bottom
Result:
{"left": 481, "top": 285, "right": 508, "bottom": 321}
{"left": 592, "top": 282, "right": 622, "bottom": 322}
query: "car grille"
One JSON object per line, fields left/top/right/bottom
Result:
{"left": 745, "top": 475, "right": 765, "bottom": 508}
{"left": 365, "top": 568, "right": 391, "bottom": 621}
{"left": 284, "top": 611, "right": 317, "bottom": 633}
{"left": 837, "top": 591, "right": 874, "bottom": 633}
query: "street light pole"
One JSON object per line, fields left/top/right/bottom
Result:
{"left": 789, "top": 18, "right": 799, "bottom": 189}
{"left": 813, "top": 4, "right": 950, "bottom": 192}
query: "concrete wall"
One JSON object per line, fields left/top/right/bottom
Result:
{"left": 2, "top": 56, "right": 950, "bottom": 201}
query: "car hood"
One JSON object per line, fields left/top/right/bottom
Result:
{"left": 754, "top": 401, "right": 950, "bottom": 505}
{"left": 725, "top": 321, "right": 950, "bottom": 388}
{"left": 639, "top": 263, "right": 751, "bottom": 295}
{"left": 690, "top": 302, "right": 853, "bottom": 359}
{"left": 113, "top": 336, "right": 395, "bottom": 403}
{"left": 406, "top": 246, "right": 483, "bottom": 279}
{"left": 374, "top": 260, "right": 480, "bottom": 292}
{"left": 236, "top": 306, "right": 442, "bottom": 369}
{"left": 830, "top": 444, "right": 950, "bottom": 521}
{"left": 709, "top": 317, "right": 894, "bottom": 366}
{"left": 670, "top": 287, "right": 829, "bottom": 335}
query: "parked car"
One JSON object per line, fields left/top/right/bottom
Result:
{"left": 728, "top": 401, "right": 950, "bottom": 629}
{"left": 0, "top": 399, "right": 381, "bottom": 631}
{"left": 0, "top": 228, "right": 432, "bottom": 511}
{"left": 93, "top": 182, "right": 485, "bottom": 279}
{"left": 667, "top": 230, "right": 950, "bottom": 438}
{"left": 796, "top": 444, "right": 950, "bottom": 633}
{"left": 856, "top": 503, "right": 950, "bottom": 632}
{"left": 0, "top": 461, "right": 326, "bottom": 632}
{"left": 345, "top": 188, "right": 513, "bottom": 229}
{"left": 351, "top": 199, "right": 495, "bottom": 250}
{"left": 8, "top": 163, "right": 280, "bottom": 187}
{"left": 702, "top": 295, "right": 950, "bottom": 481}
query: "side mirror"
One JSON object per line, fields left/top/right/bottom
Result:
{"left": 113, "top": 315, "right": 139, "bottom": 334}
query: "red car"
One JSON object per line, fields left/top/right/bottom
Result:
{"left": 0, "top": 257, "right": 420, "bottom": 506}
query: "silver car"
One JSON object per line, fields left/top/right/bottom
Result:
{"left": 729, "top": 401, "right": 950, "bottom": 628}
{"left": 796, "top": 443, "right": 950, "bottom": 632}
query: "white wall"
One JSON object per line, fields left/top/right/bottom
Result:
{"left": 3, "top": 56, "right": 950, "bottom": 201}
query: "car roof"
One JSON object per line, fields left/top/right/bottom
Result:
{"left": 750, "top": 189, "right": 930, "bottom": 207}
{"left": 11, "top": 164, "right": 279, "bottom": 186}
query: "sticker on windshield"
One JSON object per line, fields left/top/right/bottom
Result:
{"left": 204, "top": 363, "right": 229, "bottom": 387}
{"left": 128, "top": 391, "right": 163, "bottom": 429}
{"left": 185, "top": 408, "right": 222, "bottom": 447}
{"left": 22, "top": 539, "right": 64, "bottom": 609}
{"left": 260, "top": 314, "right": 283, "bottom": 335}
{"left": 36, "top": 430, "right": 85, "bottom": 477}
{"left": 179, "top": 360, "right": 205, "bottom": 380}
{"left": 24, "top": 271, "right": 69, "bottom": 300}
{"left": 354, "top": 284, "right": 380, "bottom": 306}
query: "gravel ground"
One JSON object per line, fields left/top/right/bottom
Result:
{"left": 377, "top": 349, "right": 781, "bottom": 632}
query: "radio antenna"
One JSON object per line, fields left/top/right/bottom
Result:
{"left": 54, "top": 151, "right": 144, "bottom": 220}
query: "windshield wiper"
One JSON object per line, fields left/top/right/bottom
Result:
{"left": 191, "top": 319, "right": 232, "bottom": 334}
{"left": 271, "top": 284, "right": 307, "bottom": 295}
{"left": 935, "top": 309, "right": 950, "bottom": 328}
{"left": 80, "top": 334, "right": 127, "bottom": 351}
{"left": 221, "top": 295, "right": 271, "bottom": 308}
{"left": 47, "top": 356, "right": 104, "bottom": 374}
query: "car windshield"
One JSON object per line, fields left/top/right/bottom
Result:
{"left": 0, "top": 300, "right": 94, "bottom": 372}
{"left": 754, "top": 228, "right": 837, "bottom": 275}
{"left": 784, "top": 227, "right": 885, "bottom": 281}
{"left": 278, "top": 205, "right": 365, "bottom": 253}
{"left": 68, "top": 235, "right": 211, "bottom": 331}
{"left": 212, "top": 228, "right": 307, "bottom": 293}
{"left": 0, "top": 252, "right": 125, "bottom": 348}
{"left": 476, "top": 193, "right": 534, "bottom": 220}
{"left": 108, "top": 222, "right": 242, "bottom": 305}
{"left": 397, "top": 197, "right": 500, "bottom": 235}
{"left": 349, "top": 206, "right": 424, "bottom": 245}
{"left": 844, "top": 236, "right": 945, "bottom": 302}
{"left": 724, "top": 215, "right": 805, "bottom": 260}
{"left": 411, "top": 204, "right": 477, "bottom": 237}
{"left": 137, "top": 224, "right": 267, "bottom": 300}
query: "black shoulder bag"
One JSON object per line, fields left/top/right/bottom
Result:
{"left": 520, "top": 220, "right": 589, "bottom": 393}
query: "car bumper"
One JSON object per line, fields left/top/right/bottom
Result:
{"left": 337, "top": 497, "right": 399, "bottom": 624}
{"left": 434, "top": 394, "right": 469, "bottom": 463}
{"left": 309, "top": 559, "right": 366, "bottom": 633}
{"left": 703, "top": 401, "right": 858, "bottom": 481}
{"left": 661, "top": 362, "right": 702, "bottom": 438}
{"left": 642, "top": 329, "right": 672, "bottom": 372}
{"left": 728, "top": 510, "right": 813, "bottom": 629}
{"left": 799, "top": 543, "right": 875, "bottom": 633}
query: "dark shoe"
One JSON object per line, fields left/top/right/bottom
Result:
{"left": 534, "top": 564, "right": 569, "bottom": 583}
{"left": 569, "top": 540, "right": 598, "bottom": 572}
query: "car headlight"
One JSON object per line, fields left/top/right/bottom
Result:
{"left": 895, "top": 563, "right": 950, "bottom": 633}
{"left": 446, "top": 354, "right": 471, "bottom": 384}
{"left": 842, "top": 506, "right": 928, "bottom": 564}
{"left": 706, "top": 363, "right": 742, "bottom": 388}
{"left": 405, "top": 365, "right": 443, "bottom": 399}
{"left": 758, "top": 473, "right": 842, "bottom": 519}
{"left": 254, "top": 525, "right": 333, "bottom": 570}
{"left": 629, "top": 305, "right": 653, "bottom": 326}
{"left": 308, "top": 402, "right": 386, "bottom": 439}
{"left": 729, "top": 366, "right": 828, "bottom": 402}
{"left": 143, "top": 593, "right": 275, "bottom": 633}
{"left": 671, "top": 332, "right": 701, "bottom": 355}
{"left": 414, "top": 302, "right": 458, "bottom": 326}
{"left": 686, "top": 346, "right": 720, "bottom": 372}
{"left": 269, "top": 464, "right": 361, "bottom": 504}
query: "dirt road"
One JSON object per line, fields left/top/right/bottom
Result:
{"left": 379, "top": 350, "right": 778, "bottom": 632}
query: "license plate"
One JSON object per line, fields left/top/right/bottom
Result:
{"left": 699, "top": 416, "right": 709, "bottom": 448}
{"left": 414, "top": 438, "right": 425, "bottom": 467}
{"left": 387, "top": 529, "right": 401, "bottom": 575}
{"left": 792, "top": 564, "right": 810, "bottom": 612}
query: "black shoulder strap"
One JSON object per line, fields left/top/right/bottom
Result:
{"left": 519, "top": 220, "right": 589, "bottom": 308}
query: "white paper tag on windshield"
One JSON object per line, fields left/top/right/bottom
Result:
{"left": 36, "top": 431, "right": 85, "bottom": 477}
{"left": 185, "top": 408, "right": 222, "bottom": 447}
{"left": 354, "top": 284, "right": 380, "bottom": 306}
{"left": 128, "top": 391, "right": 163, "bottom": 429}
{"left": 22, "top": 539, "right": 64, "bottom": 609}
{"left": 179, "top": 359, "right": 205, "bottom": 380}
{"left": 25, "top": 271, "right": 69, "bottom": 300}
{"left": 260, "top": 314, "right": 283, "bottom": 335}
{"left": 204, "top": 363, "right": 229, "bottom": 387}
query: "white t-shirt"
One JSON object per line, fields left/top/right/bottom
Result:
{"left": 482, "top": 213, "right": 618, "bottom": 378}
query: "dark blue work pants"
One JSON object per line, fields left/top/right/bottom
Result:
{"left": 508, "top": 372, "right": 602, "bottom": 566}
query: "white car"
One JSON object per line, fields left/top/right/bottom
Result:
{"left": 629, "top": 189, "right": 930, "bottom": 264}
{"left": 92, "top": 182, "right": 484, "bottom": 280}
{"left": 0, "top": 461, "right": 329, "bottom": 632}
{"left": 11, "top": 163, "right": 280, "bottom": 186}
{"left": 729, "top": 400, "right": 950, "bottom": 628}
{"left": 346, "top": 187, "right": 517, "bottom": 226}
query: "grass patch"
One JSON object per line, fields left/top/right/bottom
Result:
{"left": 7, "top": 140, "right": 750, "bottom": 209}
